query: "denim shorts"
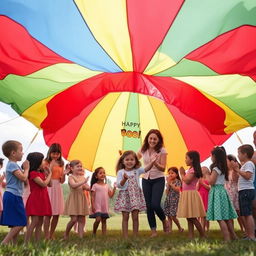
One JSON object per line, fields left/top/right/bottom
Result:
{"left": 239, "top": 189, "right": 255, "bottom": 216}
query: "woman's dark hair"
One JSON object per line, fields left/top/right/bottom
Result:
{"left": 45, "top": 143, "right": 64, "bottom": 166}
{"left": 210, "top": 147, "right": 228, "bottom": 181}
{"left": 168, "top": 167, "right": 180, "bottom": 180}
{"left": 186, "top": 151, "right": 202, "bottom": 178}
{"left": 116, "top": 150, "right": 141, "bottom": 173}
{"left": 91, "top": 167, "right": 105, "bottom": 188}
{"left": 141, "top": 129, "right": 164, "bottom": 154}
{"left": 26, "top": 152, "right": 44, "bottom": 177}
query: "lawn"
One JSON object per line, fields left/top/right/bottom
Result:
{"left": 0, "top": 214, "right": 256, "bottom": 255}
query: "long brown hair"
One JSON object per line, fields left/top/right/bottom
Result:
{"left": 26, "top": 152, "right": 44, "bottom": 178}
{"left": 167, "top": 167, "right": 181, "bottom": 181}
{"left": 141, "top": 129, "right": 164, "bottom": 153}
{"left": 116, "top": 150, "right": 141, "bottom": 173}
{"left": 91, "top": 167, "right": 106, "bottom": 188}
{"left": 186, "top": 151, "right": 202, "bottom": 178}
{"left": 210, "top": 147, "right": 228, "bottom": 181}
{"left": 45, "top": 143, "right": 64, "bottom": 166}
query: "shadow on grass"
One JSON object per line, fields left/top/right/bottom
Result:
{"left": 0, "top": 230, "right": 255, "bottom": 256}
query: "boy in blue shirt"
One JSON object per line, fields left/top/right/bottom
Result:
{"left": 0, "top": 140, "right": 29, "bottom": 244}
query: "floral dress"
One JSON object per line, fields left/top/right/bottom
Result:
{"left": 114, "top": 171, "right": 146, "bottom": 212}
{"left": 164, "top": 179, "right": 181, "bottom": 217}
{"left": 225, "top": 171, "right": 239, "bottom": 211}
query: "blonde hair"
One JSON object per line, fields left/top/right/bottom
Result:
{"left": 69, "top": 159, "right": 82, "bottom": 168}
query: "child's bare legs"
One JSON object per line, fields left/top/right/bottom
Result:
{"left": 162, "top": 218, "right": 170, "bottom": 233}
{"left": 187, "top": 218, "right": 205, "bottom": 238}
{"left": 131, "top": 210, "right": 139, "bottom": 236}
{"left": 64, "top": 216, "right": 77, "bottom": 239}
{"left": 1, "top": 226, "right": 24, "bottom": 244}
{"left": 44, "top": 215, "right": 59, "bottom": 239}
{"left": 122, "top": 212, "right": 129, "bottom": 238}
{"left": 200, "top": 217, "right": 209, "bottom": 232}
{"left": 187, "top": 218, "right": 194, "bottom": 239}
{"left": 49, "top": 215, "right": 59, "bottom": 239}
{"left": 167, "top": 217, "right": 173, "bottom": 232}
{"left": 25, "top": 216, "right": 40, "bottom": 243}
{"left": 236, "top": 211, "right": 245, "bottom": 233}
{"left": 205, "top": 218, "right": 210, "bottom": 232}
{"left": 93, "top": 216, "right": 101, "bottom": 235}
{"left": 199, "top": 217, "right": 204, "bottom": 230}
{"left": 77, "top": 216, "right": 85, "bottom": 238}
{"left": 73, "top": 222, "right": 78, "bottom": 233}
{"left": 44, "top": 215, "right": 51, "bottom": 239}
{"left": 171, "top": 216, "right": 183, "bottom": 232}
{"left": 217, "top": 220, "right": 231, "bottom": 241}
{"left": 244, "top": 215, "right": 255, "bottom": 239}
{"left": 225, "top": 219, "right": 237, "bottom": 240}
{"left": 12, "top": 232, "right": 20, "bottom": 244}
{"left": 193, "top": 218, "right": 205, "bottom": 237}
{"left": 101, "top": 218, "right": 107, "bottom": 235}
{"left": 34, "top": 216, "right": 44, "bottom": 241}
{"left": 74, "top": 220, "right": 86, "bottom": 233}
{"left": 252, "top": 199, "right": 256, "bottom": 232}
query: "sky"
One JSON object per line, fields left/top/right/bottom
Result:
{"left": 0, "top": 101, "right": 255, "bottom": 176}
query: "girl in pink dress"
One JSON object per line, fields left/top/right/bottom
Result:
{"left": 90, "top": 167, "right": 116, "bottom": 235}
{"left": 197, "top": 167, "right": 210, "bottom": 232}
{"left": 225, "top": 154, "right": 245, "bottom": 233}
{"left": 43, "top": 143, "right": 69, "bottom": 239}
{"left": 177, "top": 151, "right": 206, "bottom": 239}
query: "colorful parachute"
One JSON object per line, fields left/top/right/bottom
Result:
{"left": 0, "top": 1, "right": 256, "bottom": 176}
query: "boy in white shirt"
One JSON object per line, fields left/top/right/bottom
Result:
{"left": 232, "top": 144, "right": 255, "bottom": 240}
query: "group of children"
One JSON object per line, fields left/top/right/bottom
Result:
{"left": 0, "top": 138, "right": 255, "bottom": 244}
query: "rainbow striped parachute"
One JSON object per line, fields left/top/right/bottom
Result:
{"left": 1, "top": 1, "right": 256, "bottom": 176}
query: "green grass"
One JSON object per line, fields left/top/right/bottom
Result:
{"left": 0, "top": 215, "right": 256, "bottom": 255}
